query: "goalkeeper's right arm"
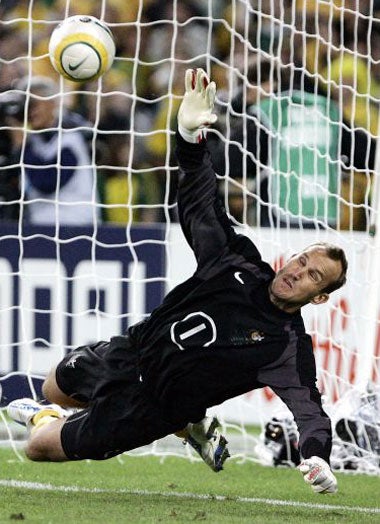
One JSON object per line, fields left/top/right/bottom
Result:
{"left": 175, "top": 68, "right": 238, "bottom": 268}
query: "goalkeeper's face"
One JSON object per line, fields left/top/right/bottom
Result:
{"left": 269, "top": 246, "right": 343, "bottom": 312}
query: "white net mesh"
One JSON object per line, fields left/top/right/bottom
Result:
{"left": 0, "top": 0, "right": 380, "bottom": 473}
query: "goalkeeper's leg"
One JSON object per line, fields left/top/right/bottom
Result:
{"left": 7, "top": 340, "right": 113, "bottom": 461}
{"left": 7, "top": 397, "right": 70, "bottom": 461}
{"left": 7, "top": 341, "right": 112, "bottom": 460}
{"left": 27, "top": 417, "right": 68, "bottom": 461}
{"left": 43, "top": 367, "right": 87, "bottom": 409}
{"left": 43, "top": 340, "right": 111, "bottom": 408}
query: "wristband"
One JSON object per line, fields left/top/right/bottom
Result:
{"left": 178, "top": 123, "right": 205, "bottom": 144}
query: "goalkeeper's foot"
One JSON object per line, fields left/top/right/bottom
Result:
{"left": 185, "top": 416, "right": 230, "bottom": 472}
{"left": 7, "top": 398, "right": 68, "bottom": 429}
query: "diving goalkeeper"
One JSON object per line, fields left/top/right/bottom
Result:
{"left": 8, "top": 68, "right": 347, "bottom": 494}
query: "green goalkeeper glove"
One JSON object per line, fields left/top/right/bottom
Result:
{"left": 178, "top": 68, "right": 217, "bottom": 143}
{"left": 299, "top": 456, "right": 338, "bottom": 494}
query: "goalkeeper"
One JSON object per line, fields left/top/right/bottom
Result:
{"left": 8, "top": 68, "right": 347, "bottom": 494}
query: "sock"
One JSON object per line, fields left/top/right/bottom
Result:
{"left": 30, "top": 409, "right": 61, "bottom": 434}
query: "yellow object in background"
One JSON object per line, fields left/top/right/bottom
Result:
{"left": 104, "top": 174, "right": 138, "bottom": 224}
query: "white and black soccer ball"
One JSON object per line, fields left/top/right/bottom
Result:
{"left": 48, "top": 15, "right": 116, "bottom": 82}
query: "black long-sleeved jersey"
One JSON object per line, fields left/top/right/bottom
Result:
{"left": 129, "top": 133, "right": 332, "bottom": 462}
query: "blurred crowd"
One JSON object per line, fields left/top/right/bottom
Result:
{"left": 0, "top": 0, "right": 379, "bottom": 230}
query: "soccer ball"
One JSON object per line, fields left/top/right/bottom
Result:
{"left": 48, "top": 15, "right": 116, "bottom": 82}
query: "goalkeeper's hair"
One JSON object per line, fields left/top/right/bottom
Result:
{"left": 309, "top": 242, "right": 348, "bottom": 294}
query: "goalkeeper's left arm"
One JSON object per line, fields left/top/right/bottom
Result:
{"left": 265, "top": 335, "right": 338, "bottom": 494}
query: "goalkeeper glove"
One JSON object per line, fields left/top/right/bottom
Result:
{"left": 299, "top": 456, "right": 338, "bottom": 494}
{"left": 178, "top": 68, "right": 217, "bottom": 143}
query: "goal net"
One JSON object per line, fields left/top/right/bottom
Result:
{"left": 1, "top": 0, "right": 380, "bottom": 474}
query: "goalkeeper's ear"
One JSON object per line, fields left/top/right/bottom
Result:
{"left": 310, "top": 293, "right": 329, "bottom": 305}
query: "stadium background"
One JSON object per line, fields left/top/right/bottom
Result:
{"left": 0, "top": 0, "right": 379, "bottom": 464}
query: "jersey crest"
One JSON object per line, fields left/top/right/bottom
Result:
{"left": 250, "top": 330, "right": 265, "bottom": 343}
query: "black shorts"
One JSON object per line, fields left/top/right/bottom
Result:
{"left": 56, "top": 340, "right": 109, "bottom": 403}
{"left": 56, "top": 336, "right": 179, "bottom": 460}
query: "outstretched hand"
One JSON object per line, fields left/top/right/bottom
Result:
{"left": 178, "top": 68, "right": 217, "bottom": 143}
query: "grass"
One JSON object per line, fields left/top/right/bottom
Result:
{"left": 0, "top": 448, "right": 379, "bottom": 523}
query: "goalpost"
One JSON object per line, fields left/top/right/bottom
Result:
{"left": 0, "top": 0, "right": 379, "bottom": 472}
